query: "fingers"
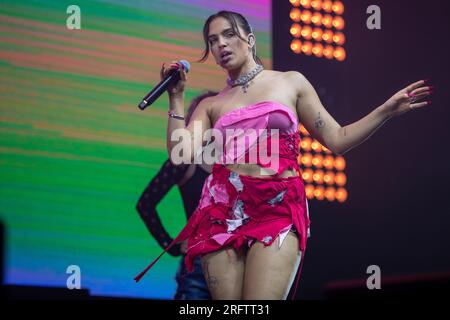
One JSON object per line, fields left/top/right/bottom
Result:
{"left": 180, "top": 67, "right": 187, "bottom": 81}
{"left": 410, "top": 101, "right": 431, "bottom": 110}
{"left": 404, "top": 83, "right": 433, "bottom": 106}
{"left": 410, "top": 91, "right": 432, "bottom": 101}
{"left": 160, "top": 61, "right": 186, "bottom": 79}
{"left": 409, "top": 85, "right": 433, "bottom": 97}
{"left": 160, "top": 62, "right": 166, "bottom": 79}
{"left": 406, "top": 79, "right": 429, "bottom": 93}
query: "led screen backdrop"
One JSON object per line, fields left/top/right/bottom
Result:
{"left": 0, "top": 0, "right": 272, "bottom": 298}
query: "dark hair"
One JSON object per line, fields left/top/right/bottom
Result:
{"left": 198, "top": 10, "right": 263, "bottom": 66}
{"left": 185, "top": 90, "right": 218, "bottom": 125}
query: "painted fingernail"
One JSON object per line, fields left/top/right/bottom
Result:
{"left": 427, "top": 100, "right": 432, "bottom": 105}
{"left": 423, "top": 79, "right": 431, "bottom": 84}
{"left": 428, "top": 86, "right": 434, "bottom": 90}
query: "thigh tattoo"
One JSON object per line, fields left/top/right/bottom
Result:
{"left": 202, "top": 259, "right": 219, "bottom": 289}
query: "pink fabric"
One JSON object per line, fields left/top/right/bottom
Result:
{"left": 213, "top": 101, "right": 298, "bottom": 133}
{"left": 135, "top": 164, "right": 310, "bottom": 300}
{"left": 179, "top": 164, "right": 310, "bottom": 270}
{"left": 213, "top": 101, "right": 300, "bottom": 175}
{"left": 268, "top": 111, "right": 295, "bottom": 132}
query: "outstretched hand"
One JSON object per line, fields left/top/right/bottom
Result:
{"left": 382, "top": 80, "right": 433, "bottom": 118}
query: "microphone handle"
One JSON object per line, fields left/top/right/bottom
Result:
{"left": 138, "top": 70, "right": 181, "bottom": 110}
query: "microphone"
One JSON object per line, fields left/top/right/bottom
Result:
{"left": 138, "top": 60, "right": 190, "bottom": 110}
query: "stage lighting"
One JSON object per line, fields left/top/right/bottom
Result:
{"left": 324, "top": 171, "right": 335, "bottom": 185}
{"left": 311, "top": 12, "right": 323, "bottom": 26}
{"left": 311, "top": 140, "right": 322, "bottom": 152}
{"left": 312, "top": 43, "right": 324, "bottom": 57}
{"left": 314, "top": 185, "right": 325, "bottom": 200}
{"left": 332, "top": 16, "right": 345, "bottom": 30}
{"left": 322, "top": 14, "right": 333, "bottom": 28}
{"left": 322, "top": 29, "right": 334, "bottom": 44}
{"left": 322, "top": 0, "right": 333, "bottom": 13}
{"left": 332, "top": 1, "right": 344, "bottom": 15}
{"left": 301, "top": 41, "right": 313, "bottom": 55}
{"left": 313, "top": 170, "right": 325, "bottom": 184}
{"left": 312, "top": 154, "right": 324, "bottom": 168}
{"left": 291, "top": 39, "right": 302, "bottom": 53}
{"left": 333, "top": 31, "right": 345, "bottom": 45}
{"left": 336, "top": 188, "right": 348, "bottom": 202}
{"left": 300, "top": 25, "right": 313, "bottom": 39}
{"left": 301, "top": 153, "right": 313, "bottom": 167}
{"left": 334, "top": 156, "right": 346, "bottom": 171}
{"left": 323, "top": 45, "right": 334, "bottom": 59}
{"left": 320, "top": 144, "right": 331, "bottom": 153}
{"left": 300, "top": 0, "right": 312, "bottom": 8}
{"left": 289, "top": 0, "right": 346, "bottom": 61}
{"left": 333, "top": 46, "right": 346, "bottom": 61}
{"left": 297, "top": 128, "right": 348, "bottom": 202}
{"left": 335, "top": 172, "right": 347, "bottom": 187}
{"left": 302, "top": 168, "right": 314, "bottom": 183}
{"left": 290, "top": 23, "right": 302, "bottom": 37}
{"left": 311, "top": 27, "right": 323, "bottom": 40}
{"left": 299, "top": 125, "right": 309, "bottom": 135}
{"left": 300, "top": 136, "right": 313, "bottom": 151}
{"left": 325, "top": 187, "right": 336, "bottom": 201}
{"left": 322, "top": 156, "right": 334, "bottom": 171}
{"left": 310, "top": 0, "right": 322, "bottom": 10}
{"left": 290, "top": 8, "right": 301, "bottom": 21}
{"left": 300, "top": 10, "right": 312, "bottom": 24}
{"left": 305, "top": 184, "right": 315, "bottom": 199}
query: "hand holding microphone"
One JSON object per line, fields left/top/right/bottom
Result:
{"left": 138, "top": 60, "right": 190, "bottom": 110}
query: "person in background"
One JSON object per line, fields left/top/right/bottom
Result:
{"left": 136, "top": 91, "right": 218, "bottom": 300}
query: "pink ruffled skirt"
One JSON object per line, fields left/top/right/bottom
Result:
{"left": 135, "top": 164, "right": 311, "bottom": 298}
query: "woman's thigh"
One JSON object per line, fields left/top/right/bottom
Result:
{"left": 200, "top": 246, "right": 246, "bottom": 300}
{"left": 174, "top": 256, "right": 211, "bottom": 300}
{"left": 243, "top": 231, "right": 301, "bottom": 300}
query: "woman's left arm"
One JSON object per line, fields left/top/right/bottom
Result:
{"left": 290, "top": 72, "right": 432, "bottom": 155}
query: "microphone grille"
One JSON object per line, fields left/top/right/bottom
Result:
{"left": 179, "top": 60, "right": 190, "bottom": 73}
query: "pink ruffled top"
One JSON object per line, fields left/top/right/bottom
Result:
{"left": 212, "top": 101, "right": 300, "bottom": 175}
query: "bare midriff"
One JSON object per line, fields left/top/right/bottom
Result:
{"left": 226, "top": 164, "right": 299, "bottom": 179}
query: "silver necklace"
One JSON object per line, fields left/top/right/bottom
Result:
{"left": 227, "top": 64, "right": 263, "bottom": 93}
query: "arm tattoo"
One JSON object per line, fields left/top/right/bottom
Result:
{"left": 343, "top": 127, "right": 347, "bottom": 137}
{"left": 314, "top": 112, "right": 325, "bottom": 130}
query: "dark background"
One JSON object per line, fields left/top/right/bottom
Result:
{"left": 273, "top": 0, "right": 450, "bottom": 299}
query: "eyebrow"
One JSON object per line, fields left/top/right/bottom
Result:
{"left": 208, "top": 28, "right": 234, "bottom": 40}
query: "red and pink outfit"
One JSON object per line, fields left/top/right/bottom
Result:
{"left": 135, "top": 101, "right": 311, "bottom": 299}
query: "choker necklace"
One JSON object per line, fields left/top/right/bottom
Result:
{"left": 227, "top": 64, "right": 263, "bottom": 93}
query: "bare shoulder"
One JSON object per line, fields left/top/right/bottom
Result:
{"left": 187, "top": 94, "right": 216, "bottom": 127}
{"left": 283, "top": 70, "right": 308, "bottom": 85}
{"left": 261, "top": 69, "right": 287, "bottom": 81}
{"left": 264, "top": 70, "right": 308, "bottom": 92}
{"left": 195, "top": 95, "right": 215, "bottom": 114}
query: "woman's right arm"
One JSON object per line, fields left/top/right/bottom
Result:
{"left": 163, "top": 62, "right": 212, "bottom": 164}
